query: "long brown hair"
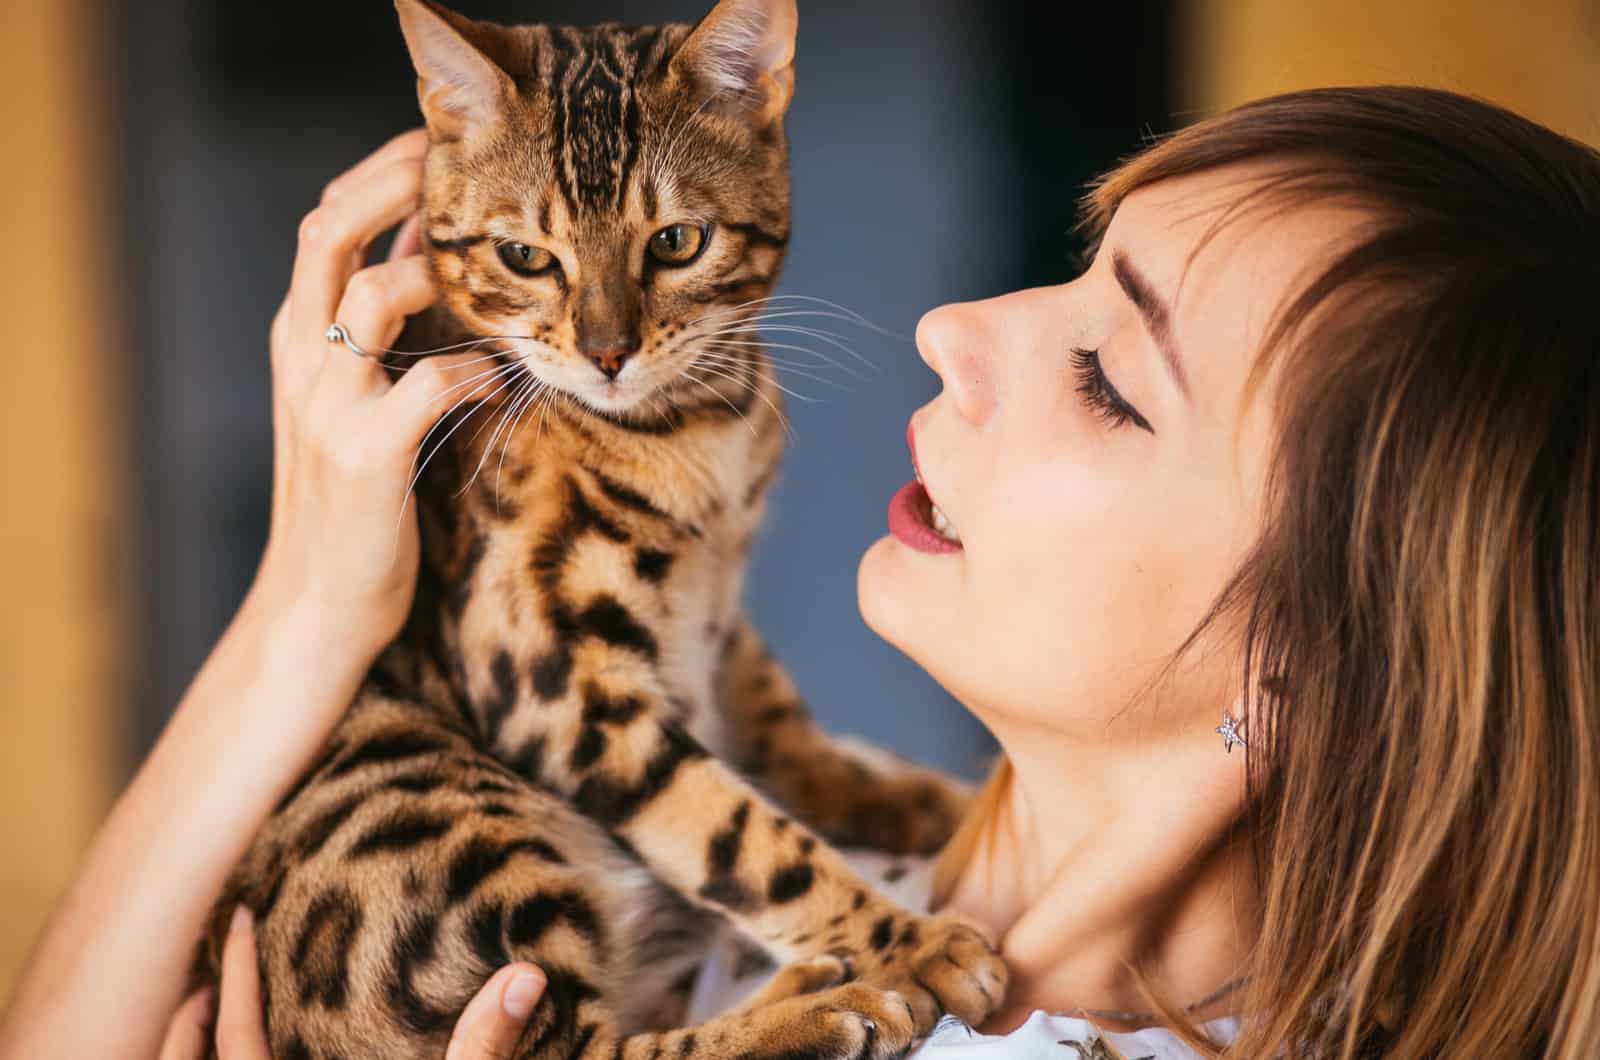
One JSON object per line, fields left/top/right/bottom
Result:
{"left": 941, "top": 86, "right": 1600, "bottom": 1058}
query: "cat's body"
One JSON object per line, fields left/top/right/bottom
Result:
{"left": 195, "top": 3, "right": 1004, "bottom": 1057}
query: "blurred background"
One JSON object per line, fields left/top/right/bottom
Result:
{"left": 2, "top": 0, "right": 1596, "bottom": 1001}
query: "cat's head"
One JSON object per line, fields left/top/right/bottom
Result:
{"left": 394, "top": 0, "right": 796, "bottom": 417}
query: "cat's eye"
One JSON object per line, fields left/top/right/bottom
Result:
{"left": 496, "top": 242, "right": 557, "bottom": 277}
{"left": 648, "top": 223, "right": 709, "bottom": 267}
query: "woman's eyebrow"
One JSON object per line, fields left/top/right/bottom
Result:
{"left": 1112, "top": 249, "right": 1190, "bottom": 400}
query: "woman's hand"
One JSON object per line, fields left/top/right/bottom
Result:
{"left": 157, "top": 909, "right": 546, "bottom": 1060}
{"left": 144, "top": 133, "right": 542, "bottom": 1060}
{"left": 0, "top": 129, "right": 511, "bottom": 1060}
{"left": 247, "top": 126, "right": 502, "bottom": 668}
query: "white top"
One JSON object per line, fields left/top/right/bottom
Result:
{"left": 688, "top": 852, "right": 1239, "bottom": 1059}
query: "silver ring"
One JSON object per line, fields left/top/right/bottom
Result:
{"left": 325, "top": 322, "right": 378, "bottom": 362}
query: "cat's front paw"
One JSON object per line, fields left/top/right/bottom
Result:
{"left": 863, "top": 913, "right": 1007, "bottom": 1034}
{"left": 748, "top": 982, "right": 917, "bottom": 1059}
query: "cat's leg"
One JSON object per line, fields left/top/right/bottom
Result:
{"left": 717, "top": 618, "right": 974, "bottom": 856}
{"left": 523, "top": 981, "right": 917, "bottom": 1060}
{"left": 727, "top": 952, "right": 850, "bottom": 1012}
{"left": 491, "top": 654, "right": 1007, "bottom": 1035}
{"left": 203, "top": 692, "right": 925, "bottom": 1060}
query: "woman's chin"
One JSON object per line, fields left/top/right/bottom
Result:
{"left": 857, "top": 533, "right": 937, "bottom": 658}
{"left": 859, "top": 535, "right": 994, "bottom": 718}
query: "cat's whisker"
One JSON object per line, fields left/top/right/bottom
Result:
{"left": 695, "top": 350, "right": 851, "bottom": 393}
{"left": 645, "top": 393, "right": 676, "bottom": 434}
{"left": 409, "top": 360, "right": 524, "bottom": 485}
{"left": 746, "top": 325, "right": 876, "bottom": 370}
{"left": 494, "top": 378, "right": 548, "bottom": 508}
{"left": 697, "top": 307, "right": 861, "bottom": 332}
{"left": 464, "top": 368, "right": 532, "bottom": 451}
{"left": 686, "top": 360, "right": 798, "bottom": 437}
{"left": 349, "top": 334, "right": 526, "bottom": 361}
{"left": 707, "top": 361, "right": 821, "bottom": 406}
{"left": 692, "top": 294, "right": 894, "bottom": 338}
{"left": 397, "top": 361, "right": 529, "bottom": 541}
{"left": 705, "top": 355, "right": 855, "bottom": 388}
{"left": 386, "top": 349, "right": 511, "bottom": 377}
{"left": 755, "top": 295, "right": 898, "bottom": 337}
{"left": 680, "top": 370, "right": 760, "bottom": 438}
{"left": 413, "top": 363, "right": 529, "bottom": 484}
{"left": 694, "top": 342, "right": 828, "bottom": 373}
{"left": 694, "top": 319, "right": 853, "bottom": 345}
{"left": 532, "top": 382, "right": 562, "bottom": 445}
{"left": 688, "top": 308, "right": 878, "bottom": 358}
{"left": 724, "top": 313, "right": 873, "bottom": 343}
{"left": 490, "top": 374, "right": 543, "bottom": 459}
{"left": 406, "top": 359, "right": 523, "bottom": 483}
{"left": 457, "top": 370, "right": 537, "bottom": 501}
{"left": 686, "top": 369, "right": 793, "bottom": 444}
{"left": 700, "top": 338, "right": 868, "bottom": 381}
{"left": 421, "top": 354, "right": 524, "bottom": 410}
{"left": 697, "top": 324, "right": 875, "bottom": 375}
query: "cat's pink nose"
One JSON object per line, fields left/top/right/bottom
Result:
{"left": 586, "top": 349, "right": 634, "bottom": 381}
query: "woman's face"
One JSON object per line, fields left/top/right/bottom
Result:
{"left": 859, "top": 164, "right": 1357, "bottom": 741}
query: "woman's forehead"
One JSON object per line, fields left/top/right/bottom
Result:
{"left": 1104, "top": 164, "right": 1366, "bottom": 343}
{"left": 1097, "top": 163, "right": 1367, "bottom": 423}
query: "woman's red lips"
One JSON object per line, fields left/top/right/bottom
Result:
{"left": 888, "top": 482, "right": 962, "bottom": 555}
{"left": 891, "top": 420, "right": 962, "bottom": 555}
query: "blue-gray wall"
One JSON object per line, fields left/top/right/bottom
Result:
{"left": 115, "top": 1, "right": 1175, "bottom": 780}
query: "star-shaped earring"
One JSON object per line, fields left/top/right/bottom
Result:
{"left": 1215, "top": 710, "right": 1247, "bottom": 753}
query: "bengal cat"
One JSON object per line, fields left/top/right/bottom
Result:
{"left": 192, "top": 1, "right": 1005, "bottom": 1057}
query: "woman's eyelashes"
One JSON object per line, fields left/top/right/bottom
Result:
{"left": 1070, "top": 346, "right": 1155, "bottom": 435}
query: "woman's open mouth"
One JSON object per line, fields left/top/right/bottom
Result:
{"left": 890, "top": 421, "right": 963, "bottom": 554}
{"left": 889, "top": 481, "right": 963, "bottom": 554}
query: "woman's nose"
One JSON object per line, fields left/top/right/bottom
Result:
{"left": 915, "top": 301, "right": 998, "bottom": 426}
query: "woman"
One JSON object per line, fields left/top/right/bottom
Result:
{"left": 3, "top": 84, "right": 1597, "bottom": 1059}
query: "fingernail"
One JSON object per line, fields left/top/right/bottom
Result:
{"left": 502, "top": 968, "right": 544, "bottom": 1021}
{"left": 230, "top": 905, "right": 252, "bottom": 934}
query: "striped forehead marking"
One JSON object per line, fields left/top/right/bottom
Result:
{"left": 535, "top": 24, "right": 676, "bottom": 215}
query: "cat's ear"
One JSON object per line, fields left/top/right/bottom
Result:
{"left": 393, "top": 0, "right": 515, "bottom": 141}
{"left": 669, "top": 0, "right": 798, "bottom": 127}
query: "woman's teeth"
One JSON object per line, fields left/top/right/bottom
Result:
{"left": 930, "top": 502, "right": 961, "bottom": 544}
{"left": 914, "top": 458, "right": 961, "bottom": 544}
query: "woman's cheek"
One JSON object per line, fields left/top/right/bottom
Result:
{"left": 969, "top": 470, "right": 1168, "bottom": 682}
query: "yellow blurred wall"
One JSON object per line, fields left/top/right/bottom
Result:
{"left": 1185, "top": 0, "right": 1600, "bottom": 145}
{"left": 0, "top": 0, "right": 125, "bottom": 1001}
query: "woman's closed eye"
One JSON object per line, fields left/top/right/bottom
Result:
{"left": 1071, "top": 346, "right": 1154, "bottom": 434}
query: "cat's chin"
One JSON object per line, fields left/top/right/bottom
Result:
{"left": 578, "top": 381, "right": 630, "bottom": 411}
{"left": 511, "top": 361, "right": 659, "bottom": 417}
{"left": 570, "top": 380, "right": 660, "bottom": 417}
{"left": 547, "top": 377, "right": 688, "bottom": 429}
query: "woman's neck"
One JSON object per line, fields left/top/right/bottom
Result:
{"left": 939, "top": 712, "right": 1258, "bottom": 1034}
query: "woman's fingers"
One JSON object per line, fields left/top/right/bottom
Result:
{"left": 324, "top": 131, "right": 427, "bottom": 279}
{"left": 320, "top": 128, "right": 427, "bottom": 206}
{"left": 384, "top": 350, "right": 523, "bottom": 455}
{"left": 389, "top": 211, "right": 425, "bottom": 263}
{"left": 445, "top": 964, "right": 546, "bottom": 1060}
{"left": 214, "top": 907, "right": 271, "bottom": 1060}
{"left": 326, "top": 255, "right": 439, "bottom": 388}
{"left": 289, "top": 157, "right": 426, "bottom": 347}
{"left": 156, "top": 989, "right": 214, "bottom": 1060}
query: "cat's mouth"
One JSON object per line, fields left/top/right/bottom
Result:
{"left": 488, "top": 328, "right": 750, "bottom": 421}
{"left": 494, "top": 340, "right": 676, "bottom": 418}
